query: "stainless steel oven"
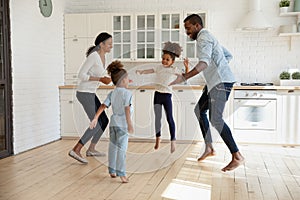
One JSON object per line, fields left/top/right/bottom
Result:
{"left": 233, "top": 90, "right": 277, "bottom": 143}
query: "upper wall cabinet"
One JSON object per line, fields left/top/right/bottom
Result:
{"left": 65, "top": 14, "right": 88, "bottom": 38}
{"left": 64, "top": 11, "right": 207, "bottom": 69}
{"left": 87, "top": 13, "right": 112, "bottom": 37}
{"left": 111, "top": 11, "right": 207, "bottom": 61}
{"left": 64, "top": 13, "right": 112, "bottom": 38}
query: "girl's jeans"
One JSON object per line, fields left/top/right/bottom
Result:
{"left": 108, "top": 126, "right": 128, "bottom": 177}
{"left": 194, "top": 83, "right": 239, "bottom": 153}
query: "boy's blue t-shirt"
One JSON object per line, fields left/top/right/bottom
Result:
{"left": 103, "top": 87, "right": 133, "bottom": 128}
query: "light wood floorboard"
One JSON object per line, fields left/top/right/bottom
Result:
{"left": 0, "top": 140, "right": 300, "bottom": 200}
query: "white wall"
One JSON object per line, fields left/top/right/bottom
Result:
{"left": 65, "top": 0, "right": 300, "bottom": 84}
{"left": 10, "top": 0, "right": 65, "bottom": 154}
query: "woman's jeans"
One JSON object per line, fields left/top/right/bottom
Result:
{"left": 108, "top": 126, "right": 128, "bottom": 177}
{"left": 194, "top": 83, "right": 239, "bottom": 154}
{"left": 153, "top": 91, "right": 176, "bottom": 141}
{"left": 76, "top": 91, "right": 109, "bottom": 145}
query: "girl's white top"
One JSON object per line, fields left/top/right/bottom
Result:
{"left": 153, "top": 64, "right": 181, "bottom": 94}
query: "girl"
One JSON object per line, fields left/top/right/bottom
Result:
{"left": 69, "top": 32, "right": 112, "bottom": 164}
{"left": 90, "top": 61, "right": 133, "bottom": 183}
{"left": 136, "top": 42, "right": 188, "bottom": 153}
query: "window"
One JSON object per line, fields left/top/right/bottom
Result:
{"left": 113, "top": 15, "right": 131, "bottom": 59}
{"left": 161, "top": 13, "right": 180, "bottom": 49}
{"left": 111, "top": 11, "right": 207, "bottom": 61}
{"left": 184, "top": 12, "right": 207, "bottom": 58}
{"left": 136, "top": 14, "right": 155, "bottom": 59}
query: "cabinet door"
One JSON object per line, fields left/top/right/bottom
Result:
{"left": 277, "top": 91, "right": 300, "bottom": 144}
{"left": 60, "top": 89, "right": 89, "bottom": 137}
{"left": 65, "top": 37, "right": 88, "bottom": 74}
{"left": 134, "top": 89, "right": 155, "bottom": 139}
{"left": 64, "top": 14, "right": 88, "bottom": 38}
{"left": 183, "top": 101, "right": 201, "bottom": 140}
{"left": 174, "top": 90, "right": 202, "bottom": 141}
{"left": 87, "top": 13, "right": 112, "bottom": 37}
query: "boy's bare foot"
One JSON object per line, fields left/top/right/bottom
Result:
{"left": 120, "top": 176, "right": 129, "bottom": 183}
{"left": 110, "top": 173, "right": 117, "bottom": 178}
{"left": 171, "top": 140, "right": 176, "bottom": 153}
{"left": 221, "top": 152, "right": 245, "bottom": 172}
{"left": 154, "top": 137, "right": 161, "bottom": 150}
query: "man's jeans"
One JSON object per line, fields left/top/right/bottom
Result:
{"left": 194, "top": 83, "right": 239, "bottom": 153}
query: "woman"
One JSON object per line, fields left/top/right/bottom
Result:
{"left": 68, "top": 32, "right": 112, "bottom": 164}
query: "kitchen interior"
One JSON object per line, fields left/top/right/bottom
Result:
{"left": 1, "top": 0, "right": 300, "bottom": 199}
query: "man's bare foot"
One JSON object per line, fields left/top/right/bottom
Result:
{"left": 154, "top": 137, "right": 161, "bottom": 150}
{"left": 221, "top": 152, "right": 245, "bottom": 172}
{"left": 170, "top": 140, "right": 176, "bottom": 153}
{"left": 197, "top": 149, "right": 216, "bottom": 161}
{"left": 120, "top": 176, "right": 129, "bottom": 183}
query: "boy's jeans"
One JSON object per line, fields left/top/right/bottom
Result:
{"left": 108, "top": 126, "right": 128, "bottom": 176}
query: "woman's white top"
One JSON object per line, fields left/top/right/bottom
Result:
{"left": 77, "top": 51, "right": 107, "bottom": 93}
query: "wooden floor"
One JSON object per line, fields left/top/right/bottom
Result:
{"left": 0, "top": 139, "right": 300, "bottom": 200}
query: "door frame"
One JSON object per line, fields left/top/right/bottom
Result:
{"left": 0, "top": 0, "right": 13, "bottom": 159}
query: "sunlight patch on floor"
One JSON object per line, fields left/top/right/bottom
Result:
{"left": 161, "top": 179, "right": 211, "bottom": 200}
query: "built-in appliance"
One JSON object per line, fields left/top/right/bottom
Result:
{"left": 240, "top": 82, "right": 273, "bottom": 86}
{"left": 233, "top": 89, "right": 278, "bottom": 143}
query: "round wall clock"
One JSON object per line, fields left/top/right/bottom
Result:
{"left": 39, "top": 0, "right": 53, "bottom": 17}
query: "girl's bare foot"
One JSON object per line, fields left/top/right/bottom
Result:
{"left": 170, "top": 140, "right": 176, "bottom": 153}
{"left": 120, "top": 176, "right": 129, "bottom": 183}
{"left": 221, "top": 152, "right": 245, "bottom": 172}
{"left": 154, "top": 137, "right": 161, "bottom": 150}
{"left": 110, "top": 173, "right": 117, "bottom": 178}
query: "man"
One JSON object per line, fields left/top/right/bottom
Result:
{"left": 170, "top": 14, "right": 244, "bottom": 171}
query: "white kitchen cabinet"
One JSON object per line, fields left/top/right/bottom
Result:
{"left": 277, "top": 90, "right": 300, "bottom": 145}
{"left": 174, "top": 89, "right": 202, "bottom": 141}
{"left": 87, "top": 13, "right": 112, "bottom": 37}
{"left": 133, "top": 89, "right": 155, "bottom": 139}
{"left": 64, "top": 14, "right": 88, "bottom": 38}
{"left": 60, "top": 89, "right": 89, "bottom": 138}
{"left": 64, "top": 37, "right": 88, "bottom": 74}
{"left": 64, "top": 13, "right": 112, "bottom": 83}
{"left": 60, "top": 88, "right": 111, "bottom": 138}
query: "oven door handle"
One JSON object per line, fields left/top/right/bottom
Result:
{"left": 236, "top": 100, "right": 272, "bottom": 107}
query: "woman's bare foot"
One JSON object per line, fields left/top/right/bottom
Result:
{"left": 170, "top": 140, "right": 176, "bottom": 153}
{"left": 110, "top": 173, "right": 117, "bottom": 178}
{"left": 221, "top": 152, "right": 245, "bottom": 172}
{"left": 120, "top": 176, "right": 129, "bottom": 183}
{"left": 197, "top": 144, "right": 216, "bottom": 161}
{"left": 154, "top": 137, "right": 161, "bottom": 150}
{"left": 197, "top": 150, "right": 216, "bottom": 161}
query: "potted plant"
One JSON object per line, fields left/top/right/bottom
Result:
{"left": 292, "top": 71, "right": 300, "bottom": 79}
{"left": 280, "top": 70, "right": 300, "bottom": 86}
{"left": 279, "top": 0, "right": 290, "bottom": 13}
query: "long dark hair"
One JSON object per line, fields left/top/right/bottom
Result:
{"left": 86, "top": 32, "right": 112, "bottom": 57}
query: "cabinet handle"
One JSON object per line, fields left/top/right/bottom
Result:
{"left": 68, "top": 101, "right": 73, "bottom": 104}
{"left": 73, "top": 38, "right": 78, "bottom": 42}
{"left": 72, "top": 75, "right": 77, "bottom": 78}
{"left": 288, "top": 90, "right": 294, "bottom": 93}
{"left": 177, "top": 90, "right": 183, "bottom": 92}
{"left": 190, "top": 102, "right": 196, "bottom": 105}
{"left": 140, "top": 89, "right": 145, "bottom": 92}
